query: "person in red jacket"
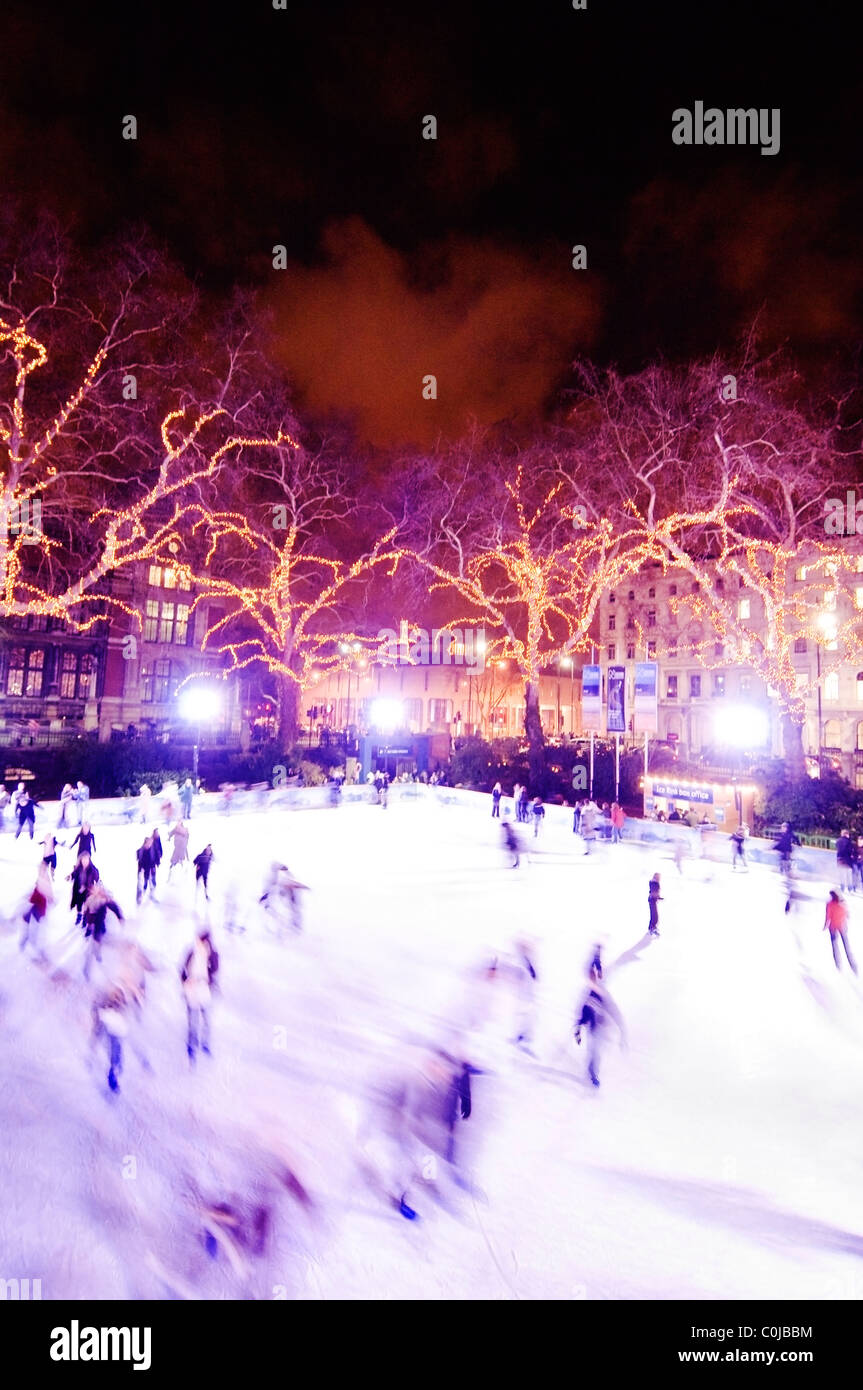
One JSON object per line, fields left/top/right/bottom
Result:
{"left": 824, "top": 890, "right": 857, "bottom": 974}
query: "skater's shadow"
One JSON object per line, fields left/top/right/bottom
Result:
{"left": 610, "top": 934, "right": 656, "bottom": 971}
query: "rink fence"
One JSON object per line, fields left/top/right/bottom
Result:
{"left": 0, "top": 781, "right": 847, "bottom": 882}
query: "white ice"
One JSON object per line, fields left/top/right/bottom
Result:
{"left": 2, "top": 791, "right": 863, "bottom": 1301}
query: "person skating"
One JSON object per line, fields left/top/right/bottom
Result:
{"left": 773, "top": 822, "right": 797, "bottom": 873}
{"left": 574, "top": 963, "right": 625, "bottom": 1087}
{"left": 14, "top": 788, "right": 37, "bottom": 840}
{"left": 70, "top": 821, "right": 96, "bottom": 858}
{"left": 168, "top": 819, "right": 190, "bottom": 878}
{"left": 91, "top": 986, "right": 130, "bottom": 1093}
{"left": 136, "top": 835, "right": 157, "bottom": 904}
{"left": 500, "top": 939, "right": 538, "bottom": 1050}
{"left": 181, "top": 929, "right": 219, "bottom": 1061}
{"left": 824, "top": 890, "right": 857, "bottom": 974}
{"left": 648, "top": 872, "right": 662, "bottom": 936}
{"left": 57, "top": 782, "right": 76, "bottom": 829}
{"left": 194, "top": 844, "right": 214, "bottom": 901}
{"left": 20, "top": 860, "right": 54, "bottom": 956}
{"left": 730, "top": 823, "right": 748, "bottom": 871}
{"left": 531, "top": 797, "right": 545, "bottom": 838}
{"left": 491, "top": 782, "right": 502, "bottom": 818}
{"left": 502, "top": 814, "right": 521, "bottom": 868}
{"left": 179, "top": 778, "right": 194, "bottom": 820}
{"left": 40, "top": 832, "right": 61, "bottom": 879}
{"left": 138, "top": 783, "right": 152, "bottom": 824}
{"left": 75, "top": 780, "right": 90, "bottom": 826}
{"left": 151, "top": 827, "right": 163, "bottom": 879}
{"left": 519, "top": 785, "right": 530, "bottom": 824}
{"left": 836, "top": 830, "right": 855, "bottom": 893}
{"left": 581, "top": 801, "right": 597, "bottom": 855}
{"left": 68, "top": 851, "right": 99, "bottom": 925}
{"left": 81, "top": 883, "right": 123, "bottom": 980}
{"left": 610, "top": 802, "right": 625, "bottom": 844}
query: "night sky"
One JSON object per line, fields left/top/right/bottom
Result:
{"left": 2, "top": 0, "right": 860, "bottom": 444}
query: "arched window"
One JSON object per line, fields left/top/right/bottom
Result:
{"left": 823, "top": 718, "right": 841, "bottom": 749}
{"left": 857, "top": 720, "right": 863, "bottom": 752}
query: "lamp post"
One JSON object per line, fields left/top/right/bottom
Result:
{"left": 815, "top": 611, "right": 837, "bottom": 775}
{"left": 179, "top": 684, "right": 223, "bottom": 788}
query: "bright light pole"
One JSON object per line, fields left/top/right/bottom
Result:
{"left": 180, "top": 683, "right": 223, "bottom": 786}
{"left": 815, "top": 611, "right": 837, "bottom": 774}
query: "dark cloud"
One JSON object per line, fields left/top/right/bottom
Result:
{"left": 265, "top": 218, "right": 602, "bottom": 445}
{"left": 624, "top": 171, "right": 863, "bottom": 350}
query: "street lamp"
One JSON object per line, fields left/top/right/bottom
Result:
{"left": 179, "top": 683, "right": 223, "bottom": 786}
{"left": 815, "top": 611, "right": 837, "bottom": 774}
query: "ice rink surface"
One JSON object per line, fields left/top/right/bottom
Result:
{"left": 2, "top": 791, "right": 863, "bottom": 1301}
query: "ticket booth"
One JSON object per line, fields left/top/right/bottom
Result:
{"left": 642, "top": 775, "right": 757, "bottom": 828}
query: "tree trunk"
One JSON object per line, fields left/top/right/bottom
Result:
{"left": 277, "top": 675, "right": 300, "bottom": 751}
{"left": 524, "top": 679, "right": 545, "bottom": 786}
{"left": 780, "top": 712, "right": 806, "bottom": 780}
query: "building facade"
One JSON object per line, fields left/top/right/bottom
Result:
{"left": 596, "top": 558, "right": 863, "bottom": 787}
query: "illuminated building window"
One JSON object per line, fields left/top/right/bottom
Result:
{"left": 712, "top": 673, "right": 725, "bottom": 698}
{"left": 738, "top": 599, "right": 751, "bottom": 620}
{"left": 163, "top": 568, "right": 177, "bottom": 590}
{"left": 142, "top": 658, "right": 172, "bottom": 703}
{"left": 858, "top": 673, "right": 863, "bottom": 703}
{"left": 159, "top": 602, "right": 175, "bottom": 644}
{"left": 144, "top": 600, "right": 159, "bottom": 642}
{"left": 824, "top": 673, "right": 840, "bottom": 702}
{"left": 6, "top": 647, "right": 44, "bottom": 698}
{"left": 666, "top": 675, "right": 678, "bottom": 700}
{"left": 148, "top": 564, "right": 162, "bottom": 588}
{"left": 174, "top": 604, "right": 190, "bottom": 645}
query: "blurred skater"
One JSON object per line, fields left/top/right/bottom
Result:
{"left": 15, "top": 788, "right": 37, "bottom": 840}
{"left": 68, "top": 850, "right": 99, "bottom": 925}
{"left": 136, "top": 835, "right": 158, "bottom": 905}
{"left": 181, "top": 929, "right": 219, "bottom": 1061}
{"left": 20, "top": 860, "right": 54, "bottom": 956}
{"left": 40, "top": 832, "right": 60, "bottom": 879}
{"left": 574, "top": 963, "right": 625, "bottom": 1088}
{"left": 168, "top": 819, "right": 190, "bottom": 878}
{"left": 824, "top": 890, "right": 857, "bottom": 974}
{"left": 502, "top": 814, "right": 521, "bottom": 868}
{"left": 194, "top": 844, "right": 214, "bottom": 901}
{"left": 91, "top": 986, "right": 130, "bottom": 1093}
{"left": 730, "top": 823, "right": 748, "bottom": 871}
{"left": 70, "top": 820, "right": 96, "bottom": 858}
{"left": 81, "top": 882, "right": 123, "bottom": 980}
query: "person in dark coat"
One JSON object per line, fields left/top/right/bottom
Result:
{"left": 15, "top": 790, "right": 37, "bottom": 840}
{"left": 136, "top": 836, "right": 157, "bottom": 904}
{"left": 194, "top": 844, "right": 214, "bottom": 901}
{"left": 81, "top": 882, "right": 122, "bottom": 979}
{"left": 70, "top": 821, "right": 96, "bottom": 858}
{"left": 151, "top": 827, "right": 163, "bottom": 875}
{"left": 648, "top": 872, "right": 662, "bottom": 937}
{"left": 491, "top": 782, "right": 502, "bottom": 818}
{"left": 575, "top": 964, "right": 625, "bottom": 1088}
{"left": 518, "top": 786, "right": 530, "bottom": 824}
{"left": 68, "top": 852, "right": 100, "bottom": 925}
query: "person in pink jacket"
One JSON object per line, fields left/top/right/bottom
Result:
{"left": 824, "top": 891, "right": 857, "bottom": 974}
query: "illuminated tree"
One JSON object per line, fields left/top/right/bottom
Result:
{"left": 568, "top": 348, "right": 863, "bottom": 775}
{"left": 188, "top": 428, "right": 406, "bottom": 745}
{"left": 0, "top": 218, "right": 204, "bottom": 627}
{"left": 399, "top": 438, "right": 663, "bottom": 780}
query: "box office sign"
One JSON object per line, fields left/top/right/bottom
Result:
{"left": 652, "top": 781, "right": 713, "bottom": 804}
